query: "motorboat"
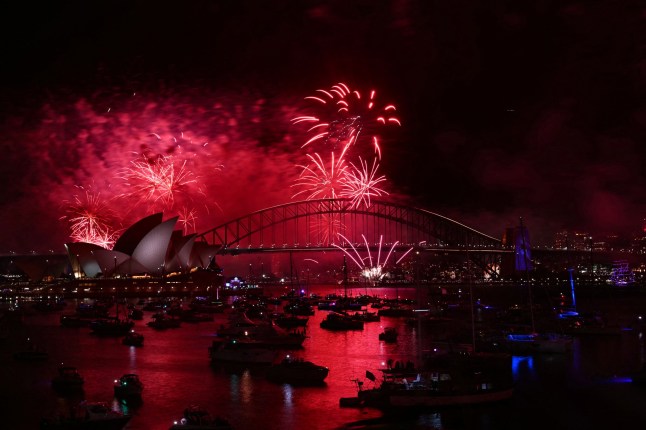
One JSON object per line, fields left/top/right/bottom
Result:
{"left": 350, "top": 310, "right": 380, "bottom": 323}
{"left": 40, "top": 401, "right": 131, "bottom": 429}
{"left": 266, "top": 355, "right": 329, "bottom": 385}
{"left": 377, "top": 305, "right": 415, "bottom": 318}
{"left": 320, "top": 312, "right": 364, "bottom": 331}
{"left": 503, "top": 332, "right": 573, "bottom": 354}
{"left": 90, "top": 317, "right": 134, "bottom": 336}
{"left": 209, "top": 338, "right": 277, "bottom": 364}
{"left": 147, "top": 312, "right": 181, "bottom": 329}
{"left": 122, "top": 330, "right": 144, "bottom": 347}
{"left": 344, "top": 351, "right": 514, "bottom": 409}
{"left": 378, "top": 327, "right": 398, "bottom": 343}
{"left": 52, "top": 366, "right": 84, "bottom": 393}
{"left": 127, "top": 308, "right": 144, "bottom": 320}
{"left": 217, "top": 313, "right": 306, "bottom": 348}
{"left": 273, "top": 314, "right": 309, "bottom": 328}
{"left": 60, "top": 313, "right": 94, "bottom": 328}
{"left": 169, "top": 405, "right": 232, "bottom": 429}
{"left": 114, "top": 373, "right": 144, "bottom": 400}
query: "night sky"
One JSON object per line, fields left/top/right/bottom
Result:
{"left": 1, "top": 0, "right": 645, "bottom": 253}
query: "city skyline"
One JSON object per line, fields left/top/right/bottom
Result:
{"left": 1, "top": 1, "right": 645, "bottom": 252}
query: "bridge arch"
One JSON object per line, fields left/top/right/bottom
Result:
{"left": 196, "top": 198, "right": 502, "bottom": 253}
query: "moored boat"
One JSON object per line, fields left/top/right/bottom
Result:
{"left": 503, "top": 332, "right": 573, "bottom": 354}
{"left": 273, "top": 314, "right": 309, "bottom": 328}
{"left": 113, "top": 373, "right": 144, "bottom": 400}
{"left": 345, "top": 351, "right": 514, "bottom": 409}
{"left": 122, "top": 330, "right": 144, "bottom": 346}
{"left": 320, "top": 312, "right": 364, "bottom": 331}
{"left": 266, "top": 355, "right": 329, "bottom": 385}
{"left": 209, "top": 338, "right": 277, "bottom": 364}
{"left": 60, "top": 313, "right": 94, "bottom": 328}
{"left": 378, "top": 327, "right": 398, "bottom": 343}
{"left": 217, "top": 313, "right": 306, "bottom": 348}
{"left": 52, "top": 366, "right": 84, "bottom": 393}
{"left": 147, "top": 312, "right": 181, "bottom": 329}
{"left": 90, "top": 318, "right": 134, "bottom": 336}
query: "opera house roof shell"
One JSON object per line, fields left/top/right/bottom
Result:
{"left": 65, "top": 213, "right": 221, "bottom": 278}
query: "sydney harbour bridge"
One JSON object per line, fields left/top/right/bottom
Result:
{"left": 194, "top": 198, "right": 634, "bottom": 282}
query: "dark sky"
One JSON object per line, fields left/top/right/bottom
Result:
{"left": 1, "top": 0, "right": 646, "bottom": 252}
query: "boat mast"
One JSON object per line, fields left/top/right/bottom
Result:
{"left": 343, "top": 256, "right": 348, "bottom": 299}
{"left": 113, "top": 257, "right": 119, "bottom": 320}
{"left": 466, "top": 242, "right": 476, "bottom": 354}
{"left": 519, "top": 217, "right": 535, "bottom": 333}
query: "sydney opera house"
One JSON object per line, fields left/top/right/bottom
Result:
{"left": 62, "top": 213, "right": 224, "bottom": 295}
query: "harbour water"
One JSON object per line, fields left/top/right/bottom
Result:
{"left": 2, "top": 284, "right": 646, "bottom": 429}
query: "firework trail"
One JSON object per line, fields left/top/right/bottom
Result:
{"left": 60, "top": 187, "right": 119, "bottom": 248}
{"left": 340, "top": 157, "right": 388, "bottom": 209}
{"left": 121, "top": 153, "right": 198, "bottom": 208}
{"left": 178, "top": 206, "right": 198, "bottom": 234}
{"left": 291, "top": 82, "right": 401, "bottom": 159}
{"left": 310, "top": 213, "right": 346, "bottom": 245}
{"left": 291, "top": 152, "right": 348, "bottom": 200}
{"left": 332, "top": 233, "right": 414, "bottom": 284}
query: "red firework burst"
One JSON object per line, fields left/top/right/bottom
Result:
{"left": 292, "top": 82, "right": 401, "bottom": 159}
{"left": 292, "top": 152, "right": 349, "bottom": 200}
{"left": 340, "top": 157, "right": 388, "bottom": 209}
{"left": 60, "top": 187, "right": 119, "bottom": 248}
{"left": 121, "top": 153, "right": 198, "bottom": 207}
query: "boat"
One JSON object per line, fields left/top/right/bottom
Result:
{"left": 209, "top": 338, "right": 277, "bottom": 364}
{"left": 169, "top": 405, "right": 232, "bottom": 429}
{"left": 122, "top": 330, "right": 144, "bottom": 346}
{"left": 52, "top": 366, "right": 84, "bottom": 392}
{"left": 113, "top": 373, "right": 144, "bottom": 400}
{"left": 503, "top": 332, "right": 573, "bottom": 354}
{"left": 40, "top": 401, "right": 131, "bottom": 429}
{"left": 376, "top": 305, "right": 415, "bottom": 318}
{"left": 90, "top": 317, "right": 135, "bottom": 336}
{"left": 273, "top": 314, "right": 309, "bottom": 328}
{"left": 147, "top": 312, "right": 181, "bottom": 329}
{"left": 217, "top": 313, "right": 306, "bottom": 348}
{"left": 346, "top": 351, "right": 514, "bottom": 409}
{"left": 349, "top": 310, "right": 380, "bottom": 323}
{"left": 180, "top": 310, "right": 214, "bottom": 323}
{"left": 127, "top": 308, "right": 144, "bottom": 320}
{"left": 320, "top": 312, "right": 364, "bottom": 331}
{"left": 189, "top": 297, "right": 226, "bottom": 313}
{"left": 60, "top": 313, "right": 94, "bottom": 328}
{"left": 266, "top": 355, "right": 329, "bottom": 385}
{"left": 378, "top": 327, "right": 398, "bottom": 343}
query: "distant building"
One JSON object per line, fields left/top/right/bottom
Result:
{"left": 553, "top": 230, "right": 591, "bottom": 251}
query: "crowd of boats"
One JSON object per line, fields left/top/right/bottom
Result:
{"left": 5, "top": 284, "right": 646, "bottom": 429}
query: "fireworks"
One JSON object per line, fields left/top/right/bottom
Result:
{"left": 291, "top": 82, "right": 400, "bottom": 159}
{"left": 291, "top": 152, "right": 348, "bottom": 200}
{"left": 178, "top": 206, "right": 198, "bottom": 234}
{"left": 121, "top": 153, "right": 198, "bottom": 207}
{"left": 60, "top": 187, "right": 119, "bottom": 248}
{"left": 333, "top": 233, "right": 414, "bottom": 284}
{"left": 292, "top": 82, "right": 400, "bottom": 208}
{"left": 340, "top": 157, "right": 388, "bottom": 209}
